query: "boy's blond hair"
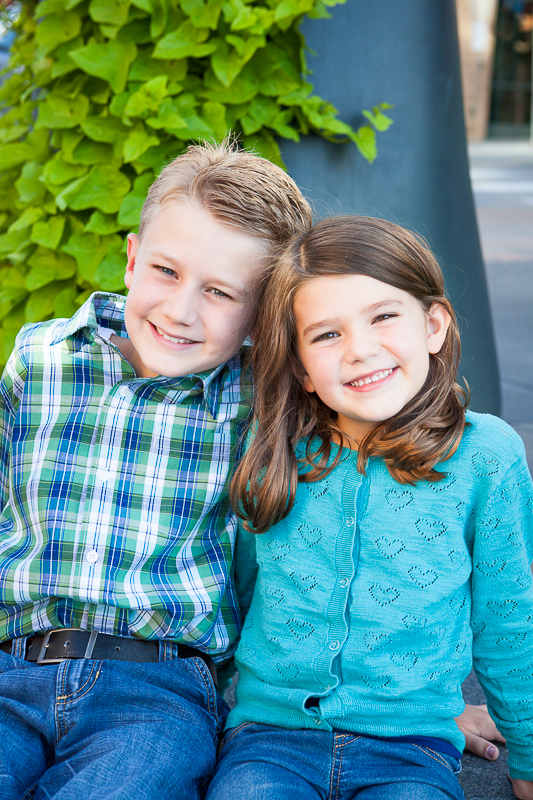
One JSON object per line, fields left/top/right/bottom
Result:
{"left": 139, "top": 140, "right": 312, "bottom": 250}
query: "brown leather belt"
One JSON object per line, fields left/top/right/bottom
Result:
{"left": 0, "top": 628, "right": 217, "bottom": 685}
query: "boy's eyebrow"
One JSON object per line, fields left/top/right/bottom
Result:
{"left": 301, "top": 299, "right": 404, "bottom": 338}
{"left": 148, "top": 250, "right": 251, "bottom": 299}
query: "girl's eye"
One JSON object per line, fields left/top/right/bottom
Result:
{"left": 373, "top": 312, "right": 398, "bottom": 324}
{"left": 314, "top": 331, "right": 339, "bottom": 342}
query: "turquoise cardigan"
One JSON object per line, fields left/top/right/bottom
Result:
{"left": 229, "top": 412, "right": 533, "bottom": 780}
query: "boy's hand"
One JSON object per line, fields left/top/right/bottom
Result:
{"left": 510, "top": 778, "right": 533, "bottom": 799}
{"left": 454, "top": 703, "right": 505, "bottom": 760}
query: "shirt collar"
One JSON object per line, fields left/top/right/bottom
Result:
{"left": 49, "top": 292, "right": 242, "bottom": 418}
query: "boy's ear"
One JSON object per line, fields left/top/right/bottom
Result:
{"left": 124, "top": 233, "right": 138, "bottom": 290}
{"left": 427, "top": 303, "right": 451, "bottom": 354}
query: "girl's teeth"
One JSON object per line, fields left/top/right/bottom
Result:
{"left": 155, "top": 326, "right": 193, "bottom": 344}
{"left": 350, "top": 368, "right": 393, "bottom": 388}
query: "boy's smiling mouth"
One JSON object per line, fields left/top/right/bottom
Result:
{"left": 347, "top": 367, "right": 397, "bottom": 390}
{"left": 151, "top": 322, "right": 200, "bottom": 345}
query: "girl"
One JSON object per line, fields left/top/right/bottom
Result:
{"left": 207, "top": 217, "right": 533, "bottom": 800}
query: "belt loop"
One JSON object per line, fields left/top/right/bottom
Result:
{"left": 11, "top": 636, "right": 27, "bottom": 659}
{"left": 159, "top": 640, "right": 172, "bottom": 662}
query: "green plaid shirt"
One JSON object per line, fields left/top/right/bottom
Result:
{"left": 0, "top": 293, "right": 252, "bottom": 658}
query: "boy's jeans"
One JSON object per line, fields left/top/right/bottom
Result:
{"left": 206, "top": 723, "right": 464, "bottom": 800}
{"left": 0, "top": 641, "right": 228, "bottom": 799}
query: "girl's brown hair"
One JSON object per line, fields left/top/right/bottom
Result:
{"left": 232, "top": 215, "right": 468, "bottom": 534}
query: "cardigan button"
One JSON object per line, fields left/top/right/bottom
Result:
{"left": 339, "top": 578, "right": 349, "bottom": 589}
{"left": 345, "top": 517, "right": 355, "bottom": 527}
{"left": 329, "top": 640, "right": 340, "bottom": 651}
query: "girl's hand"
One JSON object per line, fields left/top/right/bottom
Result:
{"left": 510, "top": 778, "right": 533, "bottom": 799}
{"left": 454, "top": 704, "right": 505, "bottom": 760}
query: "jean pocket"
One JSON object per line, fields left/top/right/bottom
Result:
{"left": 412, "top": 745, "right": 462, "bottom": 775}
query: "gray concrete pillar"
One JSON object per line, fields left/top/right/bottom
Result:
{"left": 281, "top": 0, "right": 500, "bottom": 414}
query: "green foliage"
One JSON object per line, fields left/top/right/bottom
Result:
{"left": 0, "top": 0, "right": 393, "bottom": 366}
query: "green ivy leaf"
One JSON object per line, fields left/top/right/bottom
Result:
{"left": 181, "top": 0, "right": 224, "bottom": 29}
{"left": 35, "top": 12, "right": 82, "bottom": 57}
{"left": 123, "top": 124, "right": 160, "bottom": 162}
{"left": 123, "top": 76, "right": 168, "bottom": 118}
{"left": 94, "top": 236, "right": 126, "bottom": 290}
{"left": 203, "top": 66, "right": 258, "bottom": 104}
{"left": 56, "top": 165, "right": 131, "bottom": 213}
{"left": 241, "top": 95, "right": 278, "bottom": 135}
{"left": 350, "top": 124, "right": 377, "bottom": 163}
{"left": 26, "top": 247, "right": 77, "bottom": 291}
{"left": 8, "top": 207, "right": 46, "bottom": 233}
{"left": 153, "top": 22, "right": 217, "bottom": 60}
{"left": 129, "top": 141, "right": 183, "bottom": 174}
{"left": 51, "top": 36, "right": 85, "bottom": 78}
{"left": 61, "top": 229, "right": 112, "bottom": 281}
{"left": 35, "top": 91, "right": 90, "bottom": 129}
{"left": 0, "top": 142, "right": 39, "bottom": 170}
{"left": 362, "top": 104, "right": 394, "bottom": 133}
{"left": 30, "top": 215, "right": 66, "bottom": 249}
{"left": 89, "top": 0, "right": 131, "bottom": 27}
{"left": 15, "top": 163, "right": 47, "bottom": 206}
{"left": 25, "top": 280, "right": 72, "bottom": 323}
{"left": 117, "top": 172, "right": 153, "bottom": 227}
{"left": 85, "top": 211, "right": 124, "bottom": 235}
{"left": 71, "top": 138, "right": 115, "bottom": 165}
{"left": 81, "top": 116, "right": 130, "bottom": 157}
{"left": 36, "top": 0, "right": 66, "bottom": 15}
{"left": 54, "top": 285, "right": 80, "bottom": 318}
{"left": 69, "top": 40, "right": 138, "bottom": 94}
{"left": 145, "top": 98, "right": 187, "bottom": 130}
{"left": 41, "top": 152, "right": 89, "bottom": 189}
{"left": 0, "top": 288, "right": 29, "bottom": 323}
{"left": 0, "top": 230, "right": 31, "bottom": 256}
{"left": 128, "top": 50, "right": 187, "bottom": 83}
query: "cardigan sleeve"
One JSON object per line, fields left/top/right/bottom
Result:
{"left": 470, "top": 447, "right": 533, "bottom": 780}
{"left": 233, "top": 522, "right": 259, "bottom": 626}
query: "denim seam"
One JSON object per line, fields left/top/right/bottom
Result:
{"left": 55, "top": 661, "right": 102, "bottom": 742}
{"left": 411, "top": 744, "right": 452, "bottom": 771}
{"left": 192, "top": 657, "right": 216, "bottom": 720}
{"left": 220, "top": 722, "right": 256, "bottom": 751}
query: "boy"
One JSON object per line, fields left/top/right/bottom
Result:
{"left": 0, "top": 141, "right": 312, "bottom": 800}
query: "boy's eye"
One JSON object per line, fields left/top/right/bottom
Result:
{"left": 155, "top": 266, "right": 176, "bottom": 278}
{"left": 208, "top": 287, "right": 231, "bottom": 299}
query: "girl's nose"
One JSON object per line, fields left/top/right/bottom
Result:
{"left": 344, "top": 329, "right": 380, "bottom": 362}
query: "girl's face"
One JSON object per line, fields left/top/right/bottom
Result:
{"left": 294, "top": 274, "right": 450, "bottom": 444}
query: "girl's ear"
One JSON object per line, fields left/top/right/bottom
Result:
{"left": 427, "top": 303, "right": 451, "bottom": 354}
{"left": 292, "top": 359, "right": 316, "bottom": 393}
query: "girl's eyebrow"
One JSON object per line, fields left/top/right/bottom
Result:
{"left": 301, "top": 299, "right": 405, "bottom": 338}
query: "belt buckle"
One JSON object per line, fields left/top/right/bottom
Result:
{"left": 36, "top": 628, "right": 99, "bottom": 664}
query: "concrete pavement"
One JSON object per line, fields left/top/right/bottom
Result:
{"left": 459, "top": 139, "right": 533, "bottom": 798}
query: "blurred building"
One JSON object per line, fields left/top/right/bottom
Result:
{"left": 457, "top": 0, "right": 533, "bottom": 139}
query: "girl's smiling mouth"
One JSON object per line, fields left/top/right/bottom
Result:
{"left": 346, "top": 367, "right": 397, "bottom": 391}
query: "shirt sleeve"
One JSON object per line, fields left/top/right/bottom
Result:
{"left": 471, "top": 448, "right": 533, "bottom": 780}
{"left": 0, "top": 337, "right": 27, "bottom": 512}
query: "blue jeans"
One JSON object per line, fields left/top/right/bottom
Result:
{"left": 0, "top": 641, "right": 228, "bottom": 799}
{"left": 206, "top": 723, "right": 464, "bottom": 800}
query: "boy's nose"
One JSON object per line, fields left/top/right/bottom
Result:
{"left": 162, "top": 289, "right": 199, "bottom": 326}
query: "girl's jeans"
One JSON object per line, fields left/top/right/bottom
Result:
{"left": 0, "top": 642, "right": 228, "bottom": 800}
{"left": 206, "top": 723, "right": 465, "bottom": 800}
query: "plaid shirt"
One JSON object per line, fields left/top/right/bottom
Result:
{"left": 0, "top": 293, "right": 252, "bottom": 659}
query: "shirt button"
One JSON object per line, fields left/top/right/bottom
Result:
{"left": 329, "top": 640, "right": 340, "bottom": 651}
{"left": 118, "top": 384, "right": 130, "bottom": 397}
{"left": 96, "top": 469, "right": 111, "bottom": 483}
{"left": 339, "top": 578, "right": 349, "bottom": 588}
{"left": 86, "top": 550, "right": 99, "bottom": 564}
{"left": 345, "top": 517, "right": 355, "bottom": 527}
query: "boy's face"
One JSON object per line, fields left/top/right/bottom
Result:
{"left": 122, "top": 201, "right": 267, "bottom": 378}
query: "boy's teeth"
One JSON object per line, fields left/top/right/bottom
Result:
{"left": 350, "top": 368, "right": 393, "bottom": 388}
{"left": 155, "top": 326, "right": 193, "bottom": 344}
